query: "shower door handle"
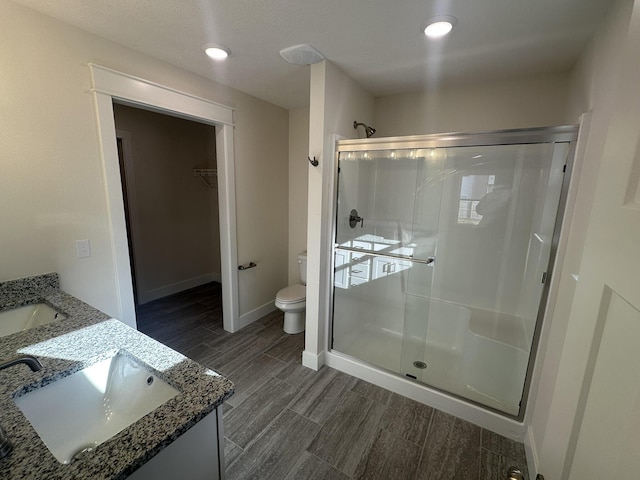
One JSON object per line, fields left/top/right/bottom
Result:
{"left": 349, "top": 209, "right": 364, "bottom": 228}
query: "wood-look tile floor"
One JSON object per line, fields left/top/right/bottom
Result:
{"left": 137, "top": 283, "right": 529, "bottom": 480}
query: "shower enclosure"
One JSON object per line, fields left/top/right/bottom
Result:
{"left": 331, "top": 126, "right": 577, "bottom": 417}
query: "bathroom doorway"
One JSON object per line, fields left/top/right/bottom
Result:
{"left": 90, "top": 64, "right": 240, "bottom": 331}
{"left": 113, "top": 104, "right": 222, "bottom": 306}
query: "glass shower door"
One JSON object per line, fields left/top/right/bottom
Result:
{"left": 397, "top": 141, "right": 568, "bottom": 415}
{"left": 332, "top": 130, "right": 574, "bottom": 418}
{"left": 332, "top": 148, "right": 443, "bottom": 377}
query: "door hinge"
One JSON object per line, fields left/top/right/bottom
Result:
{"left": 563, "top": 164, "right": 567, "bottom": 172}
{"left": 541, "top": 272, "right": 548, "bottom": 284}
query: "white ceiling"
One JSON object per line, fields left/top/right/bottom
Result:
{"left": 12, "top": 0, "right": 614, "bottom": 109}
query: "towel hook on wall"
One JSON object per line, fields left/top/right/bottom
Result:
{"left": 308, "top": 156, "right": 319, "bottom": 167}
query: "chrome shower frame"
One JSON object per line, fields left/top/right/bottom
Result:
{"left": 327, "top": 124, "right": 579, "bottom": 422}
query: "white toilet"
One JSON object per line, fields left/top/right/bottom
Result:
{"left": 275, "top": 253, "right": 307, "bottom": 334}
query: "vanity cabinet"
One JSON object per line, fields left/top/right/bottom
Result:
{"left": 128, "top": 408, "right": 225, "bottom": 480}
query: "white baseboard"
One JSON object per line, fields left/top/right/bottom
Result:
{"left": 235, "top": 300, "right": 278, "bottom": 332}
{"left": 302, "top": 349, "right": 325, "bottom": 371}
{"left": 139, "top": 273, "right": 221, "bottom": 304}
{"left": 525, "top": 425, "right": 539, "bottom": 480}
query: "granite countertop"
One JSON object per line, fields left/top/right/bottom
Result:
{"left": 0, "top": 273, "right": 234, "bottom": 479}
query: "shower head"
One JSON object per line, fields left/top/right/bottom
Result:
{"left": 353, "top": 121, "right": 376, "bottom": 138}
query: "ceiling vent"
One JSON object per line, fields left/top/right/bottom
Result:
{"left": 279, "top": 44, "right": 325, "bottom": 65}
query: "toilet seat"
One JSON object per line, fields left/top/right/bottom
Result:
{"left": 276, "top": 284, "right": 306, "bottom": 304}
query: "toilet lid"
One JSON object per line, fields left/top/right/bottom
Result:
{"left": 277, "top": 284, "right": 306, "bottom": 303}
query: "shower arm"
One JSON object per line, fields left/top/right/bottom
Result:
{"left": 353, "top": 121, "right": 376, "bottom": 138}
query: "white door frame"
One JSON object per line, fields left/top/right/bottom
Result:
{"left": 89, "top": 64, "right": 239, "bottom": 331}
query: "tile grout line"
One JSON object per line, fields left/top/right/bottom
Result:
{"left": 479, "top": 427, "right": 483, "bottom": 480}
{"left": 411, "top": 409, "right": 435, "bottom": 480}
{"left": 333, "top": 394, "right": 384, "bottom": 479}
{"left": 224, "top": 358, "right": 319, "bottom": 467}
{"left": 225, "top": 403, "right": 297, "bottom": 468}
{"left": 223, "top": 436, "right": 244, "bottom": 463}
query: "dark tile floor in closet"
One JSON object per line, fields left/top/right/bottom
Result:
{"left": 136, "top": 282, "right": 529, "bottom": 480}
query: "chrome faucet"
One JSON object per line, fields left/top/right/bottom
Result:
{"left": 0, "top": 426, "right": 12, "bottom": 460}
{"left": 0, "top": 355, "right": 42, "bottom": 460}
{"left": 0, "top": 355, "right": 43, "bottom": 372}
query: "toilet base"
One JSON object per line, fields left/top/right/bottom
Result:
{"left": 283, "top": 310, "right": 305, "bottom": 334}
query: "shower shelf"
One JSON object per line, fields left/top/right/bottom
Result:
{"left": 192, "top": 168, "right": 217, "bottom": 190}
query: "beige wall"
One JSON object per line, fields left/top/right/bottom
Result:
{"left": 234, "top": 97, "right": 288, "bottom": 317}
{"left": 0, "top": 0, "right": 288, "bottom": 319}
{"left": 374, "top": 73, "right": 571, "bottom": 137}
{"left": 113, "top": 104, "right": 220, "bottom": 304}
{"left": 304, "top": 60, "right": 375, "bottom": 368}
{"left": 288, "top": 107, "right": 310, "bottom": 284}
{"left": 525, "top": 0, "right": 634, "bottom": 476}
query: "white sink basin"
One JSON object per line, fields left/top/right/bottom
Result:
{"left": 0, "top": 304, "right": 63, "bottom": 337}
{"left": 14, "top": 353, "right": 180, "bottom": 463}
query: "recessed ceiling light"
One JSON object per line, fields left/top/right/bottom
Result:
{"left": 202, "top": 43, "right": 231, "bottom": 60}
{"left": 424, "top": 16, "right": 457, "bottom": 38}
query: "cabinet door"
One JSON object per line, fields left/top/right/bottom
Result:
{"left": 128, "top": 409, "right": 222, "bottom": 480}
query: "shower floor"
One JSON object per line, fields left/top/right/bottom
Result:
{"left": 333, "top": 325, "right": 524, "bottom": 415}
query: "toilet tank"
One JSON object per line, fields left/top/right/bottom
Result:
{"left": 298, "top": 253, "right": 308, "bottom": 285}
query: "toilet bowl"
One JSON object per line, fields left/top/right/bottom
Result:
{"left": 275, "top": 285, "right": 306, "bottom": 334}
{"left": 275, "top": 253, "right": 307, "bottom": 334}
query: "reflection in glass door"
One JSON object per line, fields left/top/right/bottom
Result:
{"left": 331, "top": 129, "right": 574, "bottom": 417}
{"left": 333, "top": 149, "right": 442, "bottom": 378}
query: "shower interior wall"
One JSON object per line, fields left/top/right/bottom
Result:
{"left": 335, "top": 145, "right": 565, "bottom": 335}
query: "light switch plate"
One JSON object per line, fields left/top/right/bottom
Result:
{"left": 76, "top": 239, "right": 91, "bottom": 258}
